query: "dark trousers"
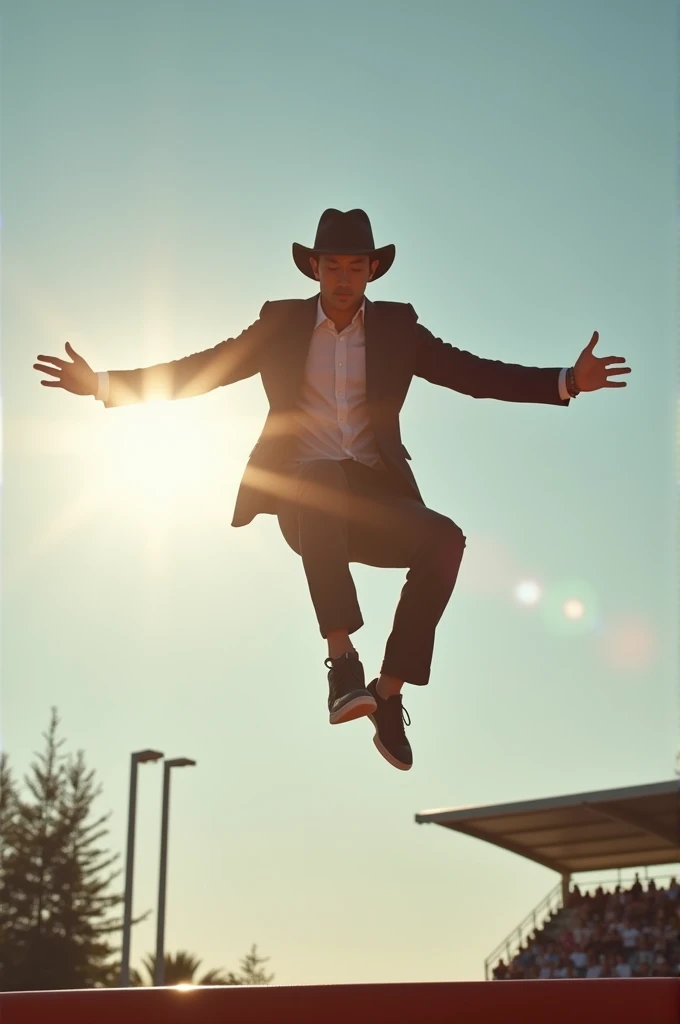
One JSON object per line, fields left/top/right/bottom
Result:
{"left": 276, "top": 458, "right": 466, "bottom": 686}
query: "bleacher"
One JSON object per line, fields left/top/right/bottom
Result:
{"left": 415, "top": 779, "right": 679, "bottom": 981}
{"left": 493, "top": 875, "right": 680, "bottom": 979}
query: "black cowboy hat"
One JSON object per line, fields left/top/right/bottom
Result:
{"left": 292, "top": 208, "right": 395, "bottom": 281}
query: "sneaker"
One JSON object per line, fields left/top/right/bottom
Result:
{"left": 325, "top": 651, "right": 377, "bottom": 725}
{"left": 366, "top": 679, "right": 413, "bottom": 771}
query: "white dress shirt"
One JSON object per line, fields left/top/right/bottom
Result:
{"left": 290, "top": 297, "right": 386, "bottom": 469}
{"left": 95, "top": 301, "right": 572, "bottom": 463}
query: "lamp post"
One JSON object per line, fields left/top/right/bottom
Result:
{"left": 154, "top": 757, "right": 197, "bottom": 986}
{"left": 120, "top": 749, "right": 164, "bottom": 987}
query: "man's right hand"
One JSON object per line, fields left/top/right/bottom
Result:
{"left": 34, "top": 342, "right": 98, "bottom": 397}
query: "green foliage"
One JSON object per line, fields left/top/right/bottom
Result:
{"left": 0, "top": 709, "right": 126, "bottom": 990}
{"left": 0, "top": 710, "right": 274, "bottom": 992}
{"left": 131, "top": 943, "right": 273, "bottom": 986}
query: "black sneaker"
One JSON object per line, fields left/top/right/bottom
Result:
{"left": 325, "top": 651, "right": 377, "bottom": 725}
{"left": 366, "top": 679, "right": 413, "bottom": 771}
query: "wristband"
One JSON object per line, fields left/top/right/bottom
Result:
{"left": 566, "top": 366, "right": 580, "bottom": 398}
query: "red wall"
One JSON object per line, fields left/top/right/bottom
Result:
{"left": 0, "top": 979, "right": 678, "bottom": 1024}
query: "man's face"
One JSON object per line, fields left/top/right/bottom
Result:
{"left": 310, "top": 253, "right": 379, "bottom": 311}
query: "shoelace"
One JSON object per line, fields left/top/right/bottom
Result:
{"left": 396, "top": 698, "right": 411, "bottom": 729}
{"left": 382, "top": 693, "right": 411, "bottom": 731}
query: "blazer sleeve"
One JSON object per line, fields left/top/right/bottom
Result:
{"left": 410, "top": 305, "right": 569, "bottom": 407}
{"left": 101, "top": 301, "right": 272, "bottom": 409}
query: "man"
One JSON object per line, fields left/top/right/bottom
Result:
{"left": 34, "top": 208, "right": 630, "bottom": 771}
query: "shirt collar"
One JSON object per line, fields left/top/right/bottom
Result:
{"left": 316, "top": 295, "right": 365, "bottom": 329}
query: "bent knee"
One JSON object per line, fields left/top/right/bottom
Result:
{"left": 437, "top": 516, "right": 467, "bottom": 550}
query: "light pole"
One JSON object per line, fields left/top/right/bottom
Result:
{"left": 154, "top": 757, "right": 197, "bottom": 986}
{"left": 120, "top": 749, "right": 164, "bottom": 987}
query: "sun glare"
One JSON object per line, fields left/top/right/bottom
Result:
{"left": 92, "top": 401, "right": 244, "bottom": 525}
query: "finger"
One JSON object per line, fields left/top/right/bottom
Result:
{"left": 65, "top": 341, "right": 80, "bottom": 360}
{"left": 40, "top": 380, "right": 63, "bottom": 388}
{"left": 603, "top": 356, "right": 626, "bottom": 364}
{"left": 605, "top": 380, "right": 627, "bottom": 388}
{"left": 34, "top": 364, "right": 62, "bottom": 378}
{"left": 588, "top": 331, "right": 599, "bottom": 351}
{"left": 36, "top": 354, "right": 66, "bottom": 368}
{"left": 606, "top": 367, "right": 631, "bottom": 376}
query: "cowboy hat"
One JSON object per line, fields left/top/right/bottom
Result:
{"left": 292, "top": 208, "right": 395, "bottom": 281}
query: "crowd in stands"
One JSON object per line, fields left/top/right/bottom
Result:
{"left": 493, "top": 875, "right": 680, "bottom": 980}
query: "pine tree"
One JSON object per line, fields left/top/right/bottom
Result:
{"left": 0, "top": 709, "right": 132, "bottom": 990}
{"left": 0, "top": 752, "right": 21, "bottom": 988}
{"left": 235, "top": 943, "right": 274, "bottom": 985}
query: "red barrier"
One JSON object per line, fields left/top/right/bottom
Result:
{"left": 0, "top": 979, "right": 678, "bottom": 1024}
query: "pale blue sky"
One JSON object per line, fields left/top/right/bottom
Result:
{"left": 2, "top": 0, "right": 677, "bottom": 985}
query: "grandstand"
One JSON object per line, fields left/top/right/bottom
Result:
{"left": 415, "top": 779, "right": 679, "bottom": 980}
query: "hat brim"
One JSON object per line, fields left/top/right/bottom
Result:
{"left": 292, "top": 242, "right": 395, "bottom": 281}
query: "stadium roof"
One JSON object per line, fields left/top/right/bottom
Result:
{"left": 415, "top": 780, "right": 679, "bottom": 876}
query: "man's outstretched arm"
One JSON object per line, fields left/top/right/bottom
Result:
{"left": 34, "top": 302, "right": 272, "bottom": 408}
{"left": 411, "top": 306, "right": 571, "bottom": 406}
{"left": 411, "top": 306, "right": 630, "bottom": 405}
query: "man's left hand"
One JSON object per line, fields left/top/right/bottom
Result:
{"left": 574, "top": 332, "right": 630, "bottom": 392}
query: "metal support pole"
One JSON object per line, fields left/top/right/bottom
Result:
{"left": 120, "top": 756, "right": 139, "bottom": 988}
{"left": 154, "top": 757, "right": 196, "bottom": 987}
{"left": 120, "top": 750, "right": 163, "bottom": 987}
{"left": 561, "top": 872, "right": 571, "bottom": 908}
{"left": 154, "top": 763, "right": 172, "bottom": 986}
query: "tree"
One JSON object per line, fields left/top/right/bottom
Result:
{"left": 131, "top": 944, "right": 273, "bottom": 986}
{"left": 0, "top": 709, "right": 134, "bottom": 990}
{"left": 236, "top": 943, "right": 274, "bottom": 985}
{"left": 0, "top": 710, "right": 273, "bottom": 992}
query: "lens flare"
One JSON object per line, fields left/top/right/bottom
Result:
{"left": 563, "top": 598, "right": 585, "bottom": 620}
{"left": 515, "top": 579, "right": 542, "bottom": 606}
{"left": 599, "top": 614, "right": 656, "bottom": 673}
{"left": 540, "top": 578, "right": 600, "bottom": 636}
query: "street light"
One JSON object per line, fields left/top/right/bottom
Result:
{"left": 120, "top": 749, "right": 164, "bottom": 987}
{"left": 154, "top": 757, "right": 197, "bottom": 986}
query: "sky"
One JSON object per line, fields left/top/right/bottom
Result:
{"left": 2, "top": 0, "right": 678, "bottom": 987}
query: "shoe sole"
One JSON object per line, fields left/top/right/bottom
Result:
{"left": 329, "top": 694, "right": 377, "bottom": 725}
{"left": 369, "top": 716, "right": 413, "bottom": 771}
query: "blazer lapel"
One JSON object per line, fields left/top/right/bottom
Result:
{"left": 279, "top": 293, "right": 319, "bottom": 404}
{"left": 364, "top": 297, "right": 391, "bottom": 405}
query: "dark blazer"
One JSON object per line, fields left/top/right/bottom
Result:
{"left": 102, "top": 293, "right": 570, "bottom": 527}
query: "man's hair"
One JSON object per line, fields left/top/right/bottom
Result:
{"left": 311, "top": 252, "right": 372, "bottom": 265}
{"left": 310, "top": 252, "right": 378, "bottom": 279}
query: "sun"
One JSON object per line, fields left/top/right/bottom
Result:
{"left": 95, "top": 400, "right": 233, "bottom": 517}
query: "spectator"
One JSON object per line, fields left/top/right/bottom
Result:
{"left": 633, "top": 935, "right": 655, "bottom": 972}
{"left": 570, "top": 944, "right": 588, "bottom": 974}
{"left": 492, "top": 876, "right": 679, "bottom": 981}
{"left": 614, "top": 953, "right": 632, "bottom": 978}
{"left": 585, "top": 952, "right": 602, "bottom": 978}
{"left": 568, "top": 884, "right": 582, "bottom": 908}
{"left": 492, "top": 959, "right": 509, "bottom": 980}
{"left": 621, "top": 919, "right": 641, "bottom": 950}
{"left": 552, "top": 955, "right": 570, "bottom": 979}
